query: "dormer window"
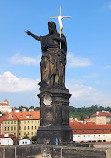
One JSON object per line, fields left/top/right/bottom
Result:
{"left": 9, "top": 114, "right": 12, "bottom": 118}
{"left": 26, "top": 115, "right": 32, "bottom": 118}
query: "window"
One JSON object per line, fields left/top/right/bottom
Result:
{"left": 24, "top": 120, "right": 26, "bottom": 124}
{"left": 8, "top": 127, "right": 9, "bottom": 131}
{"left": 35, "top": 126, "right": 36, "bottom": 129}
{"left": 103, "top": 140, "right": 106, "bottom": 142}
{"left": 9, "top": 114, "right": 12, "bottom": 118}
{"left": 19, "top": 121, "right": 21, "bottom": 124}
{"left": 32, "top": 120, "right": 33, "bottom": 123}
{"left": 24, "top": 132, "right": 26, "bottom": 135}
{"left": 26, "top": 115, "right": 32, "bottom": 118}
{"left": 19, "top": 126, "right": 21, "bottom": 130}
{"left": 19, "top": 133, "right": 21, "bottom": 135}
{"left": 28, "top": 132, "right": 29, "bottom": 135}
{"left": 31, "top": 132, "right": 33, "bottom": 135}
{"left": 35, "top": 120, "right": 37, "bottom": 123}
{"left": 32, "top": 126, "right": 33, "bottom": 129}
{"left": 28, "top": 121, "right": 29, "bottom": 124}
{"left": 4, "top": 127, "right": 6, "bottom": 131}
{"left": 11, "top": 127, "right": 13, "bottom": 131}
{"left": 14, "top": 126, "right": 16, "bottom": 130}
{"left": 24, "top": 126, "right": 26, "bottom": 130}
{"left": 28, "top": 126, "right": 29, "bottom": 130}
{"left": 11, "top": 121, "right": 13, "bottom": 124}
{"left": 14, "top": 121, "right": 16, "bottom": 124}
{"left": 8, "top": 121, "right": 10, "bottom": 124}
{"left": 5, "top": 121, "right": 7, "bottom": 124}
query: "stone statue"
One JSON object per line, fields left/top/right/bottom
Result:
{"left": 26, "top": 22, "right": 67, "bottom": 89}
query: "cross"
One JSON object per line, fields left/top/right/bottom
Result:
{"left": 50, "top": 6, "right": 71, "bottom": 49}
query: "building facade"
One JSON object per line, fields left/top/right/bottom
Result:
{"left": 19, "top": 139, "right": 32, "bottom": 145}
{"left": 70, "top": 124, "right": 111, "bottom": 143}
{"left": 0, "top": 134, "right": 16, "bottom": 145}
{"left": 91, "top": 111, "right": 111, "bottom": 125}
{"left": 3, "top": 110, "right": 40, "bottom": 139}
{"left": 0, "top": 99, "right": 12, "bottom": 113}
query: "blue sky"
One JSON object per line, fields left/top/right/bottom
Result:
{"left": 0, "top": 0, "right": 111, "bottom": 107}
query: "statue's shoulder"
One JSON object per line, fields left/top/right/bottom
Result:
{"left": 61, "top": 33, "right": 66, "bottom": 38}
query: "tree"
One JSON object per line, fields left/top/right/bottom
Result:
{"left": 31, "top": 135, "right": 37, "bottom": 141}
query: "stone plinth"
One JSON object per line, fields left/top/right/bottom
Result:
{"left": 37, "top": 88, "right": 73, "bottom": 145}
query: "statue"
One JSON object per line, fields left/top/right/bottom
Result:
{"left": 26, "top": 22, "right": 67, "bottom": 88}
{"left": 26, "top": 7, "right": 73, "bottom": 145}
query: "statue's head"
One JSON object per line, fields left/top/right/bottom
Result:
{"left": 48, "top": 22, "right": 57, "bottom": 34}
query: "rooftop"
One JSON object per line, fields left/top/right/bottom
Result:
{"left": 91, "top": 111, "right": 111, "bottom": 117}
{"left": 3, "top": 110, "right": 40, "bottom": 121}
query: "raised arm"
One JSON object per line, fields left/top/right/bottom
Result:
{"left": 25, "top": 30, "right": 41, "bottom": 41}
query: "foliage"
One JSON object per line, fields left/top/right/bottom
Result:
{"left": 14, "top": 106, "right": 40, "bottom": 111}
{"left": 69, "top": 105, "right": 111, "bottom": 119}
{"left": 90, "top": 144, "right": 94, "bottom": 148}
{"left": 23, "top": 134, "right": 29, "bottom": 139}
{"left": 31, "top": 135, "right": 37, "bottom": 141}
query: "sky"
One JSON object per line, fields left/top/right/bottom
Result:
{"left": 0, "top": 0, "right": 111, "bottom": 108}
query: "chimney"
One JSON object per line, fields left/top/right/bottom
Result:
{"left": 96, "top": 111, "right": 99, "bottom": 115}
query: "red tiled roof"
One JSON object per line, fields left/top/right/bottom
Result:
{"left": 71, "top": 124, "right": 111, "bottom": 134}
{"left": 69, "top": 119, "right": 96, "bottom": 126}
{"left": 0, "top": 103, "right": 8, "bottom": 105}
{"left": 4, "top": 99, "right": 8, "bottom": 102}
{"left": 91, "top": 111, "right": 111, "bottom": 117}
{"left": 0, "top": 116, "right": 5, "bottom": 123}
{"left": 84, "top": 118, "right": 91, "bottom": 121}
{"left": 0, "top": 134, "right": 17, "bottom": 141}
{"left": 3, "top": 110, "right": 40, "bottom": 121}
{"left": 0, "top": 99, "right": 9, "bottom": 106}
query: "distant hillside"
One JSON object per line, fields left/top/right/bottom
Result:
{"left": 69, "top": 105, "right": 111, "bottom": 120}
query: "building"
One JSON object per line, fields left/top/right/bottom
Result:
{"left": 0, "top": 99, "right": 12, "bottom": 113}
{"left": 0, "top": 133, "right": 16, "bottom": 145}
{"left": 90, "top": 111, "right": 111, "bottom": 125}
{"left": 0, "top": 114, "right": 5, "bottom": 135}
{"left": 3, "top": 110, "right": 40, "bottom": 139}
{"left": 19, "top": 139, "right": 32, "bottom": 145}
{"left": 70, "top": 123, "right": 111, "bottom": 143}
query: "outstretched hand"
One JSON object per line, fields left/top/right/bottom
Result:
{"left": 25, "top": 30, "right": 31, "bottom": 35}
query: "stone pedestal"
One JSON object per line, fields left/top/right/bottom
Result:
{"left": 37, "top": 88, "right": 73, "bottom": 145}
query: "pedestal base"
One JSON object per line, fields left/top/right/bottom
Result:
{"left": 37, "top": 125, "right": 73, "bottom": 145}
{"left": 37, "top": 87, "right": 73, "bottom": 145}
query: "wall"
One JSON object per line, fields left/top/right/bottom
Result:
{"left": 0, "top": 138, "right": 13, "bottom": 145}
{"left": 91, "top": 116, "right": 106, "bottom": 125}
{"left": 19, "top": 119, "right": 40, "bottom": 139}
{"left": 73, "top": 133, "right": 111, "bottom": 143}
{"left": 3, "top": 120, "right": 19, "bottom": 138}
{"left": 0, "top": 145, "right": 110, "bottom": 158}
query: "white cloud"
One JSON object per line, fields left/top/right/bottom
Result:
{"left": 67, "top": 53, "right": 92, "bottom": 68}
{"left": 66, "top": 80, "right": 111, "bottom": 106}
{"left": 10, "top": 53, "right": 40, "bottom": 65}
{"left": 0, "top": 71, "right": 39, "bottom": 92}
{"left": 108, "top": 3, "right": 111, "bottom": 10}
{"left": 104, "top": 65, "right": 110, "bottom": 70}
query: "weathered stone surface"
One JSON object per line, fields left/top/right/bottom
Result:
{"left": 0, "top": 145, "right": 108, "bottom": 158}
{"left": 37, "top": 88, "right": 73, "bottom": 145}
